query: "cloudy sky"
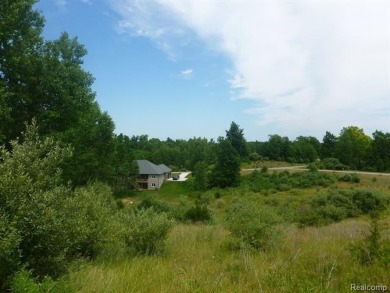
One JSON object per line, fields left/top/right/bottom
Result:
{"left": 35, "top": 0, "right": 389, "bottom": 141}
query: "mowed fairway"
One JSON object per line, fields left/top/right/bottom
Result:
{"left": 69, "top": 172, "right": 390, "bottom": 293}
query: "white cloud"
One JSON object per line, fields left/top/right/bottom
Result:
{"left": 180, "top": 68, "right": 193, "bottom": 79}
{"left": 109, "top": 0, "right": 390, "bottom": 137}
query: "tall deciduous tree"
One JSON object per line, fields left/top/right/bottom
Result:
{"left": 335, "top": 126, "right": 371, "bottom": 169}
{"left": 0, "top": 1, "right": 121, "bottom": 185}
{"left": 226, "top": 121, "right": 248, "bottom": 160}
{"left": 321, "top": 131, "right": 338, "bottom": 158}
{"left": 288, "top": 136, "right": 319, "bottom": 163}
{"left": 193, "top": 161, "right": 208, "bottom": 190}
{"left": 368, "top": 131, "right": 390, "bottom": 172}
{"left": 0, "top": 0, "right": 44, "bottom": 141}
{"left": 264, "top": 134, "right": 291, "bottom": 161}
{"left": 209, "top": 137, "right": 241, "bottom": 188}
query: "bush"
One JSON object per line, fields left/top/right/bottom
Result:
{"left": 320, "top": 158, "right": 349, "bottom": 170}
{"left": 138, "top": 195, "right": 173, "bottom": 215}
{"left": 225, "top": 198, "right": 284, "bottom": 251}
{"left": 351, "top": 190, "right": 387, "bottom": 214}
{"left": 10, "top": 270, "right": 73, "bottom": 293}
{"left": 122, "top": 208, "right": 174, "bottom": 255}
{"left": 184, "top": 203, "right": 213, "bottom": 223}
{"left": 0, "top": 123, "right": 123, "bottom": 288}
{"left": 296, "top": 204, "right": 325, "bottom": 227}
{"left": 64, "top": 182, "right": 122, "bottom": 259}
{"left": 242, "top": 170, "right": 337, "bottom": 193}
{"left": 183, "top": 194, "right": 213, "bottom": 223}
{"left": 349, "top": 213, "right": 390, "bottom": 267}
{"left": 296, "top": 189, "right": 389, "bottom": 227}
{"left": 338, "top": 173, "right": 360, "bottom": 183}
{"left": 0, "top": 214, "right": 21, "bottom": 289}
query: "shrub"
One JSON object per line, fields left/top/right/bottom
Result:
{"left": 184, "top": 202, "right": 213, "bottom": 223}
{"left": 351, "top": 190, "right": 387, "bottom": 214}
{"left": 138, "top": 195, "right": 173, "bottom": 215}
{"left": 64, "top": 182, "right": 122, "bottom": 259}
{"left": 0, "top": 123, "right": 123, "bottom": 287}
{"left": 320, "top": 158, "right": 349, "bottom": 170}
{"left": 10, "top": 270, "right": 73, "bottom": 293}
{"left": 338, "top": 173, "right": 360, "bottom": 183}
{"left": 122, "top": 208, "right": 174, "bottom": 255}
{"left": 225, "top": 198, "right": 284, "bottom": 251}
{"left": 307, "top": 162, "right": 319, "bottom": 172}
{"left": 296, "top": 204, "right": 324, "bottom": 227}
{"left": 297, "top": 189, "right": 389, "bottom": 227}
{"left": 183, "top": 193, "right": 213, "bottom": 223}
{"left": 0, "top": 214, "right": 21, "bottom": 289}
{"left": 242, "top": 170, "right": 337, "bottom": 193}
{"left": 349, "top": 213, "right": 390, "bottom": 267}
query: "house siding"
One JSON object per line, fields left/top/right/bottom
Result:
{"left": 136, "top": 160, "right": 171, "bottom": 190}
{"left": 147, "top": 174, "right": 165, "bottom": 189}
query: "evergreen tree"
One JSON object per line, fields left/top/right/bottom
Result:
{"left": 209, "top": 137, "right": 241, "bottom": 188}
{"left": 226, "top": 121, "right": 248, "bottom": 160}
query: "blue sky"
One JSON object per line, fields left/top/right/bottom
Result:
{"left": 34, "top": 0, "right": 389, "bottom": 141}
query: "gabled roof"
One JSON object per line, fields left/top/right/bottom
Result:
{"left": 137, "top": 160, "right": 171, "bottom": 175}
{"left": 158, "top": 164, "right": 171, "bottom": 173}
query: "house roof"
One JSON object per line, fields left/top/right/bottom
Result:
{"left": 158, "top": 164, "right": 171, "bottom": 173}
{"left": 137, "top": 160, "right": 171, "bottom": 175}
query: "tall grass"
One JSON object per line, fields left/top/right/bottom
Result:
{"left": 68, "top": 173, "right": 389, "bottom": 292}
{"left": 69, "top": 219, "right": 389, "bottom": 293}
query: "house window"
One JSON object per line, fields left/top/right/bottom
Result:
{"left": 151, "top": 175, "right": 156, "bottom": 179}
{"left": 151, "top": 183, "right": 156, "bottom": 187}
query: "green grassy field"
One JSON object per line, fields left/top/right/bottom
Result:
{"left": 68, "top": 172, "right": 390, "bottom": 292}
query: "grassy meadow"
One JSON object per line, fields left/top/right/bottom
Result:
{"left": 69, "top": 171, "right": 390, "bottom": 293}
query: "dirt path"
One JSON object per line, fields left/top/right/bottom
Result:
{"left": 242, "top": 165, "right": 390, "bottom": 176}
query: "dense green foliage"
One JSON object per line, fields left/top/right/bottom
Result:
{"left": 247, "top": 128, "right": 390, "bottom": 171}
{"left": 0, "top": 125, "right": 173, "bottom": 291}
{"left": 209, "top": 138, "right": 241, "bottom": 188}
{"left": 242, "top": 169, "right": 337, "bottom": 193}
{"left": 122, "top": 208, "right": 174, "bottom": 255}
{"left": 297, "top": 189, "right": 389, "bottom": 227}
{"left": 0, "top": 1, "right": 134, "bottom": 188}
{"left": 226, "top": 121, "right": 248, "bottom": 159}
{"left": 0, "top": 125, "right": 121, "bottom": 288}
{"left": 349, "top": 213, "right": 390, "bottom": 267}
{"left": 192, "top": 161, "right": 208, "bottom": 191}
{"left": 225, "top": 198, "right": 283, "bottom": 251}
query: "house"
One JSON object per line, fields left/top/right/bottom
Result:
{"left": 136, "top": 159, "right": 172, "bottom": 189}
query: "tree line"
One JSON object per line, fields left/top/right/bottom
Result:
{"left": 1, "top": 0, "right": 389, "bottom": 193}
{"left": 118, "top": 123, "right": 390, "bottom": 174}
